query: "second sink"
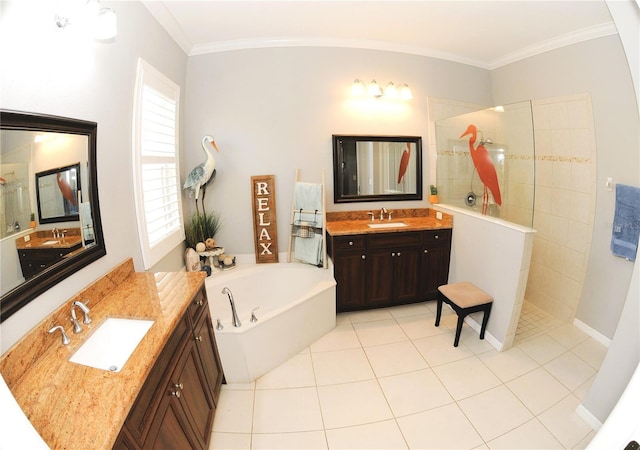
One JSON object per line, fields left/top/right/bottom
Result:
{"left": 368, "top": 222, "right": 408, "bottom": 229}
{"left": 69, "top": 318, "right": 154, "bottom": 372}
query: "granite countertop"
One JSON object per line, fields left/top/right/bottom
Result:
{"left": 15, "top": 229, "right": 83, "bottom": 250}
{"left": 0, "top": 259, "right": 206, "bottom": 449}
{"left": 326, "top": 208, "right": 453, "bottom": 236}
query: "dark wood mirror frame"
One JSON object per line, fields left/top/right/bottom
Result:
{"left": 0, "top": 110, "right": 106, "bottom": 322}
{"left": 332, "top": 135, "right": 423, "bottom": 203}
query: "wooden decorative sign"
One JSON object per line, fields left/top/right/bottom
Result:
{"left": 251, "top": 175, "right": 279, "bottom": 263}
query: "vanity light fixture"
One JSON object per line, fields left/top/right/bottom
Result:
{"left": 55, "top": 0, "right": 117, "bottom": 40}
{"left": 351, "top": 79, "right": 412, "bottom": 100}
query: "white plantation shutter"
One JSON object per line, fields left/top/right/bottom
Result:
{"left": 133, "top": 59, "right": 184, "bottom": 269}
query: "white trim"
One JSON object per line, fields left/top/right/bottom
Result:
{"left": 464, "top": 314, "right": 503, "bottom": 351}
{"left": 576, "top": 403, "right": 603, "bottom": 432}
{"left": 573, "top": 318, "right": 612, "bottom": 347}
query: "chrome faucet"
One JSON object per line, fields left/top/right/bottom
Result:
{"left": 52, "top": 227, "right": 59, "bottom": 238}
{"left": 380, "top": 207, "right": 388, "bottom": 221}
{"left": 48, "top": 325, "right": 71, "bottom": 345}
{"left": 70, "top": 300, "right": 91, "bottom": 333}
{"left": 367, "top": 212, "right": 375, "bottom": 222}
{"left": 222, "top": 287, "right": 241, "bottom": 327}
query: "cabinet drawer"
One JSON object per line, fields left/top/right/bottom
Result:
{"left": 423, "top": 229, "right": 451, "bottom": 245}
{"left": 333, "top": 235, "right": 366, "bottom": 251}
{"left": 189, "top": 288, "right": 208, "bottom": 324}
{"left": 367, "top": 232, "right": 422, "bottom": 248}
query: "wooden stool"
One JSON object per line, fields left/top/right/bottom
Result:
{"left": 435, "top": 282, "right": 493, "bottom": 347}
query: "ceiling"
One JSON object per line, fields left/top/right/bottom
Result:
{"left": 141, "top": 1, "right": 617, "bottom": 70}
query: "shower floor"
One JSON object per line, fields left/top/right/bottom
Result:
{"left": 515, "top": 300, "right": 564, "bottom": 343}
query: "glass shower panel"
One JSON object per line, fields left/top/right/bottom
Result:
{"left": 435, "top": 100, "right": 535, "bottom": 228}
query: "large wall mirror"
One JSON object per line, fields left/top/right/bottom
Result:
{"left": 333, "top": 135, "right": 423, "bottom": 203}
{"left": 0, "top": 110, "right": 106, "bottom": 322}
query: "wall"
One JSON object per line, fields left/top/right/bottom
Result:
{"left": 0, "top": 1, "right": 188, "bottom": 353}
{"left": 491, "top": 35, "right": 639, "bottom": 340}
{"left": 183, "top": 47, "right": 492, "bottom": 256}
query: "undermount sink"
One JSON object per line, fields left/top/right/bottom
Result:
{"left": 69, "top": 318, "right": 154, "bottom": 372}
{"left": 41, "top": 240, "right": 60, "bottom": 245}
{"left": 368, "top": 222, "right": 408, "bottom": 229}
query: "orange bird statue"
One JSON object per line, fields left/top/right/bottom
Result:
{"left": 460, "top": 124, "right": 502, "bottom": 215}
{"left": 56, "top": 173, "right": 77, "bottom": 207}
{"left": 397, "top": 142, "right": 411, "bottom": 184}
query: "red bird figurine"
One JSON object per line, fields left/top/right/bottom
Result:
{"left": 460, "top": 124, "right": 502, "bottom": 215}
{"left": 57, "top": 173, "right": 77, "bottom": 206}
{"left": 397, "top": 142, "right": 411, "bottom": 184}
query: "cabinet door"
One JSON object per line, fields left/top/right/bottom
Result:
{"left": 193, "top": 310, "right": 224, "bottom": 403}
{"left": 334, "top": 251, "right": 367, "bottom": 311}
{"left": 422, "top": 245, "right": 451, "bottom": 299}
{"left": 144, "top": 384, "right": 201, "bottom": 450}
{"left": 394, "top": 246, "right": 422, "bottom": 303}
{"left": 367, "top": 248, "right": 395, "bottom": 306}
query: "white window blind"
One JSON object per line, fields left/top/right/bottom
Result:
{"left": 132, "top": 58, "right": 184, "bottom": 269}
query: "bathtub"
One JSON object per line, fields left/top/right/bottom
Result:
{"left": 205, "top": 262, "right": 337, "bottom": 383}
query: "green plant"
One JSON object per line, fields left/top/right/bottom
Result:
{"left": 30, "top": 212, "right": 35, "bottom": 221}
{"left": 185, "top": 211, "right": 221, "bottom": 249}
{"left": 430, "top": 185, "right": 438, "bottom": 195}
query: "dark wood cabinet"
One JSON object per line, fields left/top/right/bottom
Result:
{"left": 113, "top": 286, "right": 223, "bottom": 450}
{"left": 17, "top": 244, "right": 82, "bottom": 279}
{"left": 328, "top": 229, "right": 451, "bottom": 312}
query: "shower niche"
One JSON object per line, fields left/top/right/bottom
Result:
{"left": 434, "top": 100, "right": 535, "bottom": 228}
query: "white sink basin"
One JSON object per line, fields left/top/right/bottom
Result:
{"left": 69, "top": 318, "right": 154, "bottom": 372}
{"left": 41, "top": 240, "right": 59, "bottom": 245}
{"left": 368, "top": 222, "right": 408, "bottom": 229}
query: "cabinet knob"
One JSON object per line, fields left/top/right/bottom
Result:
{"left": 424, "top": 249, "right": 428, "bottom": 253}
{"left": 194, "top": 299, "right": 204, "bottom": 306}
{"left": 397, "top": 252, "right": 402, "bottom": 257}
{"left": 171, "top": 390, "right": 181, "bottom": 399}
{"left": 391, "top": 252, "right": 396, "bottom": 257}
{"left": 349, "top": 241, "right": 354, "bottom": 246}
{"left": 435, "top": 235, "right": 439, "bottom": 239}
{"left": 175, "top": 383, "right": 184, "bottom": 390}
{"left": 361, "top": 255, "right": 366, "bottom": 259}
{"left": 195, "top": 335, "right": 203, "bottom": 342}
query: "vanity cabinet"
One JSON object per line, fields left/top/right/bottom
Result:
{"left": 328, "top": 229, "right": 451, "bottom": 312}
{"left": 113, "top": 287, "right": 223, "bottom": 450}
{"left": 17, "top": 244, "right": 81, "bottom": 279}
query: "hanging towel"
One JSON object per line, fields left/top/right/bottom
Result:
{"left": 294, "top": 182, "right": 323, "bottom": 227}
{"left": 295, "top": 233, "right": 323, "bottom": 266}
{"left": 611, "top": 183, "right": 640, "bottom": 261}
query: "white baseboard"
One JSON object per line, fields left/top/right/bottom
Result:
{"left": 576, "top": 403, "right": 603, "bottom": 431}
{"left": 464, "top": 315, "right": 503, "bottom": 351}
{"left": 573, "top": 318, "right": 612, "bottom": 347}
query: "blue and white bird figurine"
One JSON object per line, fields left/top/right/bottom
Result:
{"left": 183, "top": 135, "right": 219, "bottom": 215}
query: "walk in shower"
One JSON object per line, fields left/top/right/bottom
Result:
{"left": 435, "top": 100, "right": 535, "bottom": 228}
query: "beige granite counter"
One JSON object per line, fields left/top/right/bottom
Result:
{"left": 0, "top": 258, "right": 206, "bottom": 450}
{"left": 326, "top": 208, "right": 453, "bottom": 236}
{"left": 15, "top": 229, "right": 83, "bottom": 250}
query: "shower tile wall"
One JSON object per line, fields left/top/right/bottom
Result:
{"left": 428, "top": 94, "right": 597, "bottom": 324}
{"left": 526, "top": 94, "right": 597, "bottom": 321}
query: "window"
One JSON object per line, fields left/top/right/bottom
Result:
{"left": 132, "top": 58, "right": 184, "bottom": 269}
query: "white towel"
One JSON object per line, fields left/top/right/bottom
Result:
{"left": 294, "top": 233, "right": 323, "bottom": 266}
{"left": 294, "top": 182, "right": 323, "bottom": 227}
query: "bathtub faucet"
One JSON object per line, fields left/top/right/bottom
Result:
{"left": 222, "top": 287, "right": 241, "bottom": 327}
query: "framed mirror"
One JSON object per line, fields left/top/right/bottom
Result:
{"left": 333, "top": 135, "right": 423, "bottom": 203}
{"left": 0, "top": 110, "right": 106, "bottom": 322}
{"left": 35, "top": 162, "right": 81, "bottom": 224}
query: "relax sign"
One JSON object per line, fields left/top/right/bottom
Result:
{"left": 251, "top": 175, "right": 279, "bottom": 263}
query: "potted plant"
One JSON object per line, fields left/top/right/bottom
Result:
{"left": 29, "top": 213, "right": 36, "bottom": 228}
{"left": 429, "top": 185, "right": 439, "bottom": 204}
{"left": 185, "top": 211, "right": 221, "bottom": 250}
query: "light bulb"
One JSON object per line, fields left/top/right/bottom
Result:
{"left": 368, "top": 79, "right": 383, "bottom": 98}
{"left": 399, "top": 84, "right": 413, "bottom": 100}
{"left": 351, "top": 79, "right": 365, "bottom": 96}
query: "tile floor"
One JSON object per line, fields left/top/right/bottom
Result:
{"left": 209, "top": 301, "right": 607, "bottom": 449}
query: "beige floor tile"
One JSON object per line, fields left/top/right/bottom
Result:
{"left": 413, "top": 333, "right": 474, "bottom": 367}
{"left": 387, "top": 302, "right": 432, "bottom": 318}
{"left": 343, "top": 309, "right": 394, "bottom": 324}
{"left": 251, "top": 431, "right": 327, "bottom": 449}
{"left": 252, "top": 387, "right": 323, "bottom": 433}
{"left": 537, "top": 394, "right": 593, "bottom": 448}
{"left": 571, "top": 338, "right": 608, "bottom": 369}
{"left": 479, "top": 347, "right": 538, "bottom": 382}
{"left": 432, "top": 356, "right": 502, "bottom": 400}
{"left": 325, "top": 420, "right": 408, "bottom": 449}
{"left": 486, "top": 418, "right": 563, "bottom": 449}
{"left": 317, "top": 380, "right": 393, "bottom": 429}
{"left": 211, "top": 389, "right": 254, "bottom": 433}
{"left": 458, "top": 385, "right": 533, "bottom": 441}
{"left": 208, "top": 432, "right": 252, "bottom": 450}
{"left": 544, "top": 352, "right": 596, "bottom": 391}
{"left": 310, "top": 323, "right": 361, "bottom": 353}
{"left": 256, "top": 352, "right": 316, "bottom": 389}
{"left": 396, "top": 403, "right": 483, "bottom": 449}
{"left": 517, "top": 334, "right": 568, "bottom": 364}
{"left": 395, "top": 313, "right": 446, "bottom": 340}
{"left": 506, "top": 367, "right": 570, "bottom": 415}
{"left": 364, "top": 340, "right": 428, "bottom": 377}
{"left": 378, "top": 368, "right": 453, "bottom": 417}
{"left": 353, "top": 318, "right": 409, "bottom": 347}
{"left": 547, "top": 323, "right": 589, "bottom": 348}
{"left": 312, "top": 348, "right": 374, "bottom": 386}
{"left": 574, "top": 374, "right": 597, "bottom": 402}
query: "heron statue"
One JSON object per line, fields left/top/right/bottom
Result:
{"left": 183, "top": 135, "right": 219, "bottom": 216}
